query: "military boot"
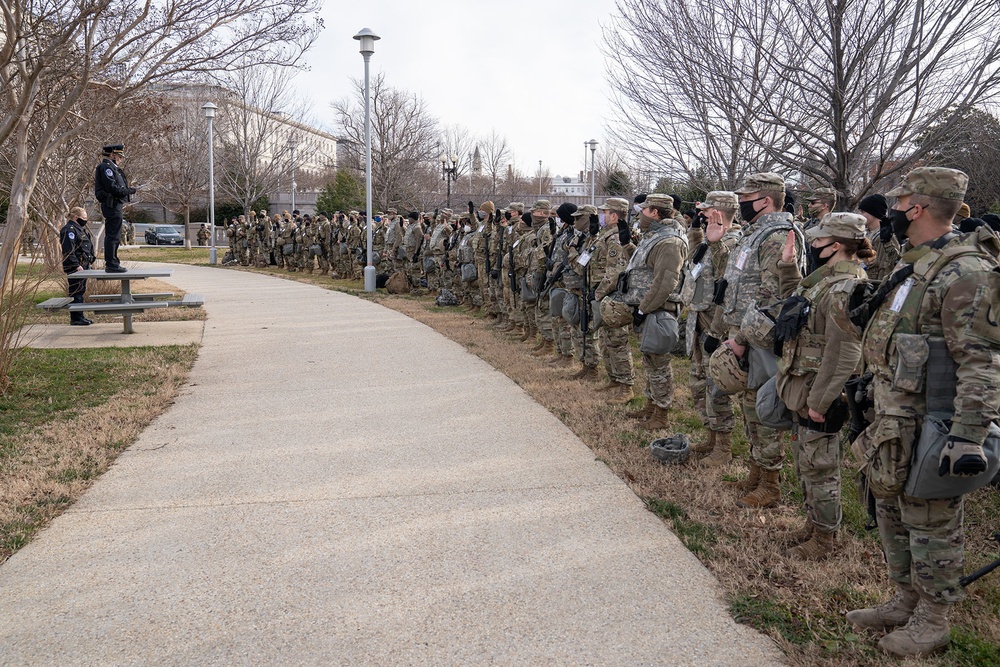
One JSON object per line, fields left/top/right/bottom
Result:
{"left": 567, "top": 365, "right": 599, "bottom": 381}
{"left": 627, "top": 401, "right": 655, "bottom": 421}
{"left": 779, "top": 518, "right": 814, "bottom": 546}
{"left": 641, "top": 406, "right": 671, "bottom": 430}
{"left": 877, "top": 597, "right": 951, "bottom": 657}
{"left": 785, "top": 526, "right": 835, "bottom": 560}
{"left": 691, "top": 431, "right": 716, "bottom": 456}
{"left": 701, "top": 432, "right": 733, "bottom": 467}
{"left": 531, "top": 338, "right": 551, "bottom": 354}
{"left": 605, "top": 383, "right": 635, "bottom": 405}
{"left": 548, "top": 355, "right": 573, "bottom": 368}
{"left": 518, "top": 326, "right": 535, "bottom": 343}
{"left": 597, "top": 379, "right": 620, "bottom": 392}
{"left": 726, "top": 460, "right": 761, "bottom": 493}
{"left": 846, "top": 583, "right": 918, "bottom": 630}
{"left": 736, "top": 467, "right": 781, "bottom": 508}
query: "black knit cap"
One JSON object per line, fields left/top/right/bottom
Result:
{"left": 556, "top": 202, "right": 578, "bottom": 224}
{"left": 858, "top": 194, "right": 888, "bottom": 220}
{"left": 408, "top": 211, "right": 419, "bottom": 221}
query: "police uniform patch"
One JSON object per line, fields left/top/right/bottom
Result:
{"left": 105, "top": 168, "right": 114, "bottom": 178}
{"left": 609, "top": 249, "right": 619, "bottom": 258}
{"left": 68, "top": 232, "right": 75, "bottom": 240}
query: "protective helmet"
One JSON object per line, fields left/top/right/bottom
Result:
{"left": 708, "top": 344, "right": 748, "bottom": 394}
{"left": 600, "top": 296, "right": 633, "bottom": 329}
{"left": 650, "top": 434, "right": 691, "bottom": 465}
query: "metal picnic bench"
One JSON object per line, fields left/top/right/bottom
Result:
{"left": 36, "top": 268, "right": 204, "bottom": 333}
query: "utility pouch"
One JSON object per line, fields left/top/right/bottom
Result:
{"left": 854, "top": 418, "right": 915, "bottom": 499}
{"left": 520, "top": 276, "right": 538, "bottom": 304}
{"left": 423, "top": 257, "right": 437, "bottom": 273}
{"left": 891, "top": 333, "right": 929, "bottom": 394}
{"left": 712, "top": 278, "right": 728, "bottom": 305}
{"left": 282, "top": 243, "right": 294, "bottom": 256}
{"left": 639, "top": 311, "right": 679, "bottom": 355}
{"left": 549, "top": 288, "right": 567, "bottom": 318}
{"left": 746, "top": 344, "right": 779, "bottom": 391}
{"left": 590, "top": 299, "right": 603, "bottom": 330}
{"left": 756, "top": 376, "right": 793, "bottom": 430}
{"left": 309, "top": 244, "right": 322, "bottom": 257}
{"left": 396, "top": 246, "right": 407, "bottom": 260}
{"left": 339, "top": 242, "right": 348, "bottom": 254}
{"left": 562, "top": 292, "right": 581, "bottom": 326}
{"left": 905, "top": 417, "right": 1000, "bottom": 499}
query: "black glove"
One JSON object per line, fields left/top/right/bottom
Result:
{"left": 632, "top": 307, "right": 647, "bottom": 328}
{"left": 468, "top": 201, "right": 476, "bottom": 216}
{"left": 128, "top": 187, "right": 137, "bottom": 195}
{"left": 703, "top": 335, "right": 720, "bottom": 354}
{"left": 939, "top": 436, "right": 989, "bottom": 477}
{"left": 545, "top": 257, "right": 554, "bottom": 270}
{"left": 693, "top": 213, "right": 706, "bottom": 229}
{"left": 489, "top": 269, "right": 499, "bottom": 280}
{"left": 879, "top": 221, "right": 893, "bottom": 243}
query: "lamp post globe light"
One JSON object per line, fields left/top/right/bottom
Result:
{"left": 287, "top": 134, "right": 298, "bottom": 213}
{"left": 202, "top": 101, "right": 218, "bottom": 265}
{"left": 354, "top": 27, "right": 380, "bottom": 292}
{"left": 588, "top": 139, "right": 598, "bottom": 205}
{"left": 440, "top": 153, "right": 458, "bottom": 207}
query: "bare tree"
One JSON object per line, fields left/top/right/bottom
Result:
{"left": 332, "top": 74, "right": 439, "bottom": 211}
{"left": 478, "top": 131, "right": 512, "bottom": 199}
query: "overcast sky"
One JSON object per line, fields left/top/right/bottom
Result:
{"left": 292, "top": 0, "right": 619, "bottom": 179}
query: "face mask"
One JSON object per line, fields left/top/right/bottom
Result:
{"left": 807, "top": 241, "right": 837, "bottom": 273}
{"left": 888, "top": 206, "right": 915, "bottom": 243}
{"left": 739, "top": 197, "right": 765, "bottom": 223}
{"left": 598, "top": 213, "right": 606, "bottom": 227}
{"left": 374, "top": 216, "right": 381, "bottom": 222}
{"left": 574, "top": 217, "right": 589, "bottom": 233}
{"left": 638, "top": 212, "right": 657, "bottom": 230}
{"left": 530, "top": 213, "right": 547, "bottom": 225}
{"left": 633, "top": 204, "right": 643, "bottom": 214}
{"left": 476, "top": 211, "right": 485, "bottom": 222}
{"left": 463, "top": 225, "right": 472, "bottom": 233}
{"left": 77, "top": 218, "right": 88, "bottom": 225}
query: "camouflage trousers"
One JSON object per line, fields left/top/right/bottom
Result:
{"left": 535, "top": 292, "right": 554, "bottom": 341}
{"left": 740, "top": 386, "right": 785, "bottom": 471}
{"left": 690, "top": 339, "right": 734, "bottom": 433}
{"left": 641, "top": 350, "right": 674, "bottom": 409}
{"left": 876, "top": 494, "right": 965, "bottom": 604}
{"left": 792, "top": 426, "right": 843, "bottom": 531}
{"left": 554, "top": 317, "right": 574, "bottom": 356}
{"left": 475, "top": 261, "right": 489, "bottom": 307}
{"left": 503, "top": 272, "right": 521, "bottom": 324}
{"left": 600, "top": 325, "right": 634, "bottom": 385}
{"left": 572, "top": 322, "right": 599, "bottom": 368}
{"left": 406, "top": 259, "right": 424, "bottom": 291}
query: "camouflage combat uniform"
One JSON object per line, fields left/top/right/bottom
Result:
{"left": 592, "top": 214, "right": 632, "bottom": 386}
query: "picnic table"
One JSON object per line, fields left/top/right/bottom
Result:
{"left": 37, "top": 268, "right": 204, "bottom": 333}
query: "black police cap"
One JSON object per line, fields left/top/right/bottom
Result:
{"left": 102, "top": 144, "right": 125, "bottom": 155}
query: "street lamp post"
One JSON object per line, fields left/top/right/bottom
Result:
{"left": 288, "top": 134, "right": 298, "bottom": 213}
{"left": 440, "top": 153, "right": 458, "bottom": 207}
{"left": 588, "top": 139, "right": 598, "bottom": 206}
{"left": 538, "top": 160, "right": 542, "bottom": 196}
{"left": 202, "top": 102, "right": 218, "bottom": 265}
{"left": 354, "top": 27, "right": 380, "bottom": 293}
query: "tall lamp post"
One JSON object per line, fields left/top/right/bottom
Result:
{"left": 588, "top": 139, "right": 598, "bottom": 205}
{"left": 440, "top": 153, "right": 458, "bottom": 207}
{"left": 538, "top": 160, "right": 543, "bottom": 196}
{"left": 354, "top": 27, "right": 380, "bottom": 292}
{"left": 202, "top": 102, "right": 218, "bottom": 265}
{"left": 288, "top": 134, "right": 298, "bottom": 213}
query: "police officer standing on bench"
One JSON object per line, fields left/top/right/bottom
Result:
{"left": 60, "top": 206, "right": 96, "bottom": 326}
{"left": 94, "top": 143, "right": 135, "bottom": 273}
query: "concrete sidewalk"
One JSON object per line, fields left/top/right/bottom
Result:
{"left": 0, "top": 264, "right": 784, "bottom": 666}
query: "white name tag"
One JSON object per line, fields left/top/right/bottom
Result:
{"left": 577, "top": 251, "right": 592, "bottom": 266}
{"left": 889, "top": 277, "right": 914, "bottom": 312}
{"left": 690, "top": 264, "right": 704, "bottom": 279}
{"left": 735, "top": 246, "right": 751, "bottom": 270}
{"left": 513, "top": 239, "right": 521, "bottom": 248}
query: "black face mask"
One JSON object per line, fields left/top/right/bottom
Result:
{"left": 888, "top": 206, "right": 915, "bottom": 243}
{"left": 739, "top": 197, "right": 765, "bottom": 223}
{"left": 807, "top": 241, "right": 837, "bottom": 274}
{"left": 77, "top": 218, "right": 88, "bottom": 226}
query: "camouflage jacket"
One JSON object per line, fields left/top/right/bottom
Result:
{"left": 583, "top": 224, "right": 627, "bottom": 301}
{"left": 862, "top": 227, "right": 1000, "bottom": 444}
{"left": 864, "top": 227, "right": 901, "bottom": 282}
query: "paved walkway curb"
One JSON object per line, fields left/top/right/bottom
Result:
{"left": 0, "top": 264, "right": 784, "bottom": 666}
{"left": 18, "top": 320, "right": 205, "bottom": 349}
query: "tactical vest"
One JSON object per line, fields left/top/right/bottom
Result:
{"left": 385, "top": 222, "right": 397, "bottom": 246}
{"left": 621, "top": 222, "right": 685, "bottom": 306}
{"left": 429, "top": 223, "right": 447, "bottom": 251}
{"left": 458, "top": 234, "right": 475, "bottom": 264}
{"left": 680, "top": 229, "right": 740, "bottom": 311}
{"left": 779, "top": 262, "right": 865, "bottom": 376}
{"left": 722, "top": 213, "right": 805, "bottom": 327}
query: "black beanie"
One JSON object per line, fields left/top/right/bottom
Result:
{"left": 408, "top": 211, "right": 419, "bottom": 221}
{"left": 669, "top": 194, "right": 682, "bottom": 211}
{"left": 858, "top": 194, "right": 888, "bottom": 221}
{"left": 521, "top": 211, "right": 532, "bottom": 227}
{"left": 959, "top": 217, "right": 985, "bottom": 234}
{"left": 556, "top": 202, "right": 578, "bottom": 224}
{"left": 633, "top": 193, "right": 647, "bottom": 204}
{"left": 983, "top": 213, "right": 1000, "bottom": 233}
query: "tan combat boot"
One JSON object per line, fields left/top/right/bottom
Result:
{"left": 691, "top": 431, "right": 716, "bottom": 456}
{"left": 780, "top": 518, "right": 814, "bottom": 546}
{"left": 736, "top": 467, "right": 780, "bottom": 508}
{"left": 567, "top": 365, "right": 599, "bottom": 381}
{"left": 641, "top": 405, "right": 671, "bottom": 430}
{"left": 701, "top": 431, "right": 733, "bottom": 467}
{"left": 726, "top": 460, "right": 761, "bottom": 493}
{"left": 606, "top": 383, "right": 635, "bottom": 405}
{"left": 530, "top": 337, "right": 548, "bottom": 352}
{"left": 548, "top": 355, "right": 573, "bottom": 368}
{"left": 877, "top": 597, "right": 951, "bottom": 657}
{"left": 785, "top": 526, "right": 835, "bottom": 560}
{"left": 846, "top": 583, "right": 919, "bottom": 630}
{"left": 627, "top": 401, "right": 655, "bottom": 421}
{"left": 531, "top": 340, "right": 554, "bottom": 356}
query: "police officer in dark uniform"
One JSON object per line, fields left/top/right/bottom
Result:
{"left": 60, "top": 206, "right": 96, "bottom": 326}
{"left": 94, "top": 143, "right": 135, "bottom": 272}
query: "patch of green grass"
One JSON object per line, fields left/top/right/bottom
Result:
{"left": 120, "top": 246, "right": 211, "bottom": 265}
{"left": 618, "top": 430, "right": 647, "bottom": 448}
{"left": 646, "top": 498, "right": 718, "bottom": 558}
{"left": 944, "top": 626, "right": 1000, "bottom": 666}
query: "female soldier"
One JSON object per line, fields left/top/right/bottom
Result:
{"left": 773, "top": 212, "right": 875, "bottom": 559}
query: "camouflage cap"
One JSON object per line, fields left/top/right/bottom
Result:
{"left": 806, "top": 212, "right": 867, "bottom": 241}
{"left": 259, "top": 209, "right": 267, "bottom": 216}
{"left": 597, "top": 197, "right": 630, "bottom": 213}
{"left": 386, "top": 208, "right": 397, "bottom": 215}
{"left": 697, "top": 191, "right": 739, "bottom": 210}
{"left": 572, "top": 204, "right": 598, "bottom": 217}
{"left": 804, "top": 187, "right": 837, "bottom": 202}
{"left": 348, "top": 210, "right": 359, "bottom": 217}
{"left": 531, "top": 199, "right": 552, "bottom": 212}
{"left": 886, "top": 167, "right": 968, "bottom": 201}
{"left": 735, "top": 172, "right": 785, "bottom": 194}
{"left": 508, "top": 202, "right": 525, "bottom": 212}
{"left": 642, "top": 193, "right": 675, "bottom": 211}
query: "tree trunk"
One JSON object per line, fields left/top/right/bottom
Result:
{"left": 184, "top": 207, "right": 192, "bottom": 249}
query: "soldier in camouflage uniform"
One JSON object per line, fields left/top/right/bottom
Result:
{"left": 565, "top": 205, "right": 600, "bottom": 378}
{"left": 857, "top": 194, "right": 901, "bottom": 282}
{"left": 528, "top": 201, "right": 556, "bottom": 354}
{"left": 593, "top": 198, "right": 635, "bottom": 402}
{"left": 682, "top": 192, "right": 741, "bottom": 465}
{"left": 496, "top": 204, "right": 524, "bottom": 331}
{"left": 545, "top": 204, "right": 581, "bottom": 367}
{"left": 722, "top": 172, "right": 805, "bottom": 508}
{"left": 403, "top": 212, "right": 426, "bottom": 294}
{"left": 385, "top": 211, "right": 405, "bottom": 273}
{"left": 511, "top": 210, "right": 538, "bottom": 342}
{"left": 801, "top": 187, "right": 836, "bottom": 233}
{"left": 347, "top": 214, "right": 364, "bottom": 280}
{"left": 773, "top": 213, "right": 874, "bottom": 560}
{"left": 847, "top": 168, "right": 1000, "bottom": 658}
{"left": 471, "top": 202, "right": 494, "bottom": 313}
{"left": 621, "top": 194, "right": 688, "bottom": 431}
{"left": 278, "top": 219, "right": 297, "bottom": 271}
